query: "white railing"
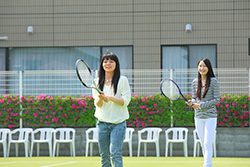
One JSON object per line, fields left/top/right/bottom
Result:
{"left": 0, "top": 68, "right": 249, "bottom": 96}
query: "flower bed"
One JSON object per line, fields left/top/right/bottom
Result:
{"left": 0, "top": 94, "right": 249, "bottom": 128}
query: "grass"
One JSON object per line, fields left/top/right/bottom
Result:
{"left": 0, "top": 157, "right": 250, "bottom": 167}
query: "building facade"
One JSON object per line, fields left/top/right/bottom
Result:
{"left": 0, "top": 0, "right": 249, "bottom": 71}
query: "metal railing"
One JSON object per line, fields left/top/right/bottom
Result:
{"left": 0, "top": 68, "right": 249, "bottom": 96}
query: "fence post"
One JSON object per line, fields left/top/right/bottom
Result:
{"left": 170, "top": 69, "right": 173, "bottom": 127}
{"left": 249, "top": 68, "right": 250, "bottom": 127}
{"left": 19, "top": 71, "right": 23, "bottom": 128}
{"left": 249, "top": 68, "right": 250, "bottom": 96}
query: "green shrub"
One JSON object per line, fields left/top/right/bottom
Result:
{"left": 0, "top": 94, "right": 249, "bottom": 128}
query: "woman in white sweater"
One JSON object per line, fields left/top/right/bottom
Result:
{"left": 186, "top": 58, "right": 220, "bottom": 167}
{"left": 92, "top": 52, "right": 131, "bottom": 167}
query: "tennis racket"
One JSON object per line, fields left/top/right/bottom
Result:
{"left": 160, "top": 78, "right": 188, "bottom": 102}
{"left": 75, "top": 59, "right": 102, "bottom": 94}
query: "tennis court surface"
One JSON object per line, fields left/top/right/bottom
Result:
{"left": 0, "top": 157, "right": 250, "bottom": 167}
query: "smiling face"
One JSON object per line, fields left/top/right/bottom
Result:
{"left": 102, "top": 58, "right": 116, "bottom": 73}
{"left": 198, "top": 60, "right": 208, "bottom": 78}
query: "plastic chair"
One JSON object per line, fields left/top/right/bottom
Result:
{"left": 85, "top": 127, "right": 98, "bottom": 157}
{"left": 53, "top": 128, "right": 75, "bottom": 157}
{"left": 30, "top": 128, "right": 54, "bottom": 157}
{"left": 0, "top": 128, "right": 10, "bottom": 157}
{"left": 137, "top": 127, "right": 162, "bottom": 157}
{"left": 123, "top": 127, "right": 135, "bottom": 157}
{"left": 193, "top": 129, "right": 217, "bottom": 157}
{"left": 7, "top": 128, "right": 33, "bottom": 157}
{"left": 165, "top": 127, "right": 189, "bottom": 157}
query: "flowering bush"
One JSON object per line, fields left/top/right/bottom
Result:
{"left": 216, "top": 94, "right": 250, "bottom": 127}
{"left": 0, "top": 94, "right": 249, "bottom": 128}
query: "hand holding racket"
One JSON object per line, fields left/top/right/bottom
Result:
{"left": 75, "top": 59, "right": 102, "bottom": 94}
{"left": 160, "top": 78, "right": 192, "bottom": 105}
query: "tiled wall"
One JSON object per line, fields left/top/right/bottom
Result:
{"left": 0, "top": 0, "right": 249, "bottom": 68}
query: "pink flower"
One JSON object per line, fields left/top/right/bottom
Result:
{"left": 153, "top": 104, "right": 157, "bottom": 107}
{"left": 52, "top": 117, "right": 58, "bottom": 122}
{"left": 243, "top": 104, "right": 247, "bottom": 108}
{"left": 225, "top": 104, "right": 229, "bottom": 108}
{"left": 245, "top": 121, "right": 248, "bottom": 126}
{"left": 140, "top": 105, "right": 146, "bottom": 109}
{"left": 218, "top": 122, "right": 225, "bottom": 125}
{"left": 232, "top": 103, "right": 236, "bottom": 106}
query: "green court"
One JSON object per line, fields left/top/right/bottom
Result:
{"left": 0, "top": 157, "right": 250, "bottom": 167}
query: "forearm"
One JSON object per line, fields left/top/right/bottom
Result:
{"left": 96, "top": 98, "right": 104, "bottom": 107}
{"left": 107, "top": 96, "right": 124, "bottom": 106}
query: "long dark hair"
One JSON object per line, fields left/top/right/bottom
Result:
{"left": 98, "top": 52, "right": 120, "bottom": 95}
{"left": 196, "top": 58, "right": 216, "bottom": 99}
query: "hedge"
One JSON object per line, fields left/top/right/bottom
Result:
{"left": 0, "top": 94, "right": 249, "bottom": 129}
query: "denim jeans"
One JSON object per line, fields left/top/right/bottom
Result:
{"left": 97, "top": 120, "right": 126, "bottom": 167}
{"left": 195, "top": 118, "right": 217, "bottom": 167}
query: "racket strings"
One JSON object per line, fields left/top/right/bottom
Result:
{"left": 77, "top": 62, "right": 93, "bottom": 87}
{"left": 161, "top": 80, "right": 180, "bottom": 100}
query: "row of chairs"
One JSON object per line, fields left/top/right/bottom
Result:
{"left": 0, "top": 127, "right": 216, "bottom": 158}
{"left": 85, "top": 127, "right": 216, "bottom": 158}
{"left": 0, "top": 128, "right": 75, "bottom": 157}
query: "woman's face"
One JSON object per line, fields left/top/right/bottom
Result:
{"left": 198, "top": 60, "right": 208, "bottom": 77}
{"left": 102, "top": 58, "right": 116, "bottom": 73}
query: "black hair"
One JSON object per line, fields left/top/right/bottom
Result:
{"left": 196, "top": 58, "right": 216, "bottom": 99}
{"left": 98, "top": 52, "right": 120, "bottom": 95}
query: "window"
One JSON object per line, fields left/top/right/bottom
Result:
{"left": 5, "top": 46, "right": 133, "bottom": 95}
{"left": 102, "top": 46, "right": 133, "bottom": 69}
{"left": 8, "top": 47, "right": 100, "bottom": 71}
{"left": 162, "top": 45, "right": 216, "bottom": 69}
{"left": 162, "top": 44, "right": 217, "bottom": 94}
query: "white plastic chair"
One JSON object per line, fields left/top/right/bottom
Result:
{"left": 0, "top": 128, "right": 10, "bottom": 157}
{"left": 7, "top": 128, "right": 33, "bottom": 157}
{"left": 85, "top": 127, "right": 98, "bottom": 157}
{"left": 53, "top": 128, "right": 75, "bottom": 157}
{"left": 30, "top": 128, "right": 54, "bottom": 157}
{"left": 137, "top": 127, "right": 162, "bottom": 157}
{"left": 123, "top": 127, "right": 135, "bottom": 157}
{"left": 193, "top": 129, "right": 217, "bottom": 157}
{"left": 165, "top": 127, "right": 189, "bottom": 157}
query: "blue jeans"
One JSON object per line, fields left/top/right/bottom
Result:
{"left": 97, "top": 120, "right": 126, "bottom": 167}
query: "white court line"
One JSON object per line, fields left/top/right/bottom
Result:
{"left": 40, "top": 161, "right": 77, "bottom": 167}
{"left": 0, "top": 162, "right": 16, "bottom": 165}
